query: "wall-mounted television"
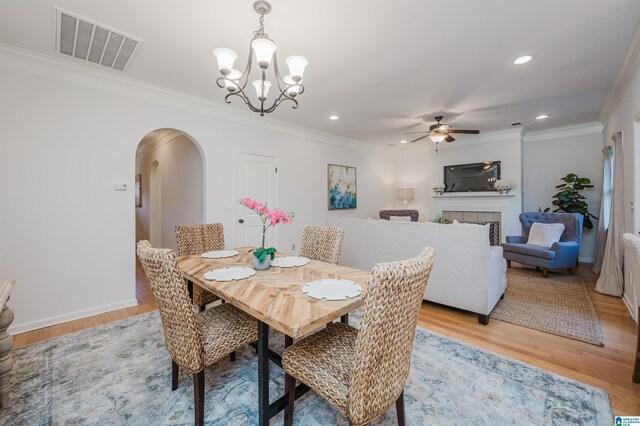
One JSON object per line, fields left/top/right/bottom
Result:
{"left": 444, "top": 161, "right": 501, "bottom": 192}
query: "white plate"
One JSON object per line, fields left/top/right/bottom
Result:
{"left": 271, "top": 256, "right": 310, "bottom": 268}
{"left": 204, "top": 267, "right": 255, "bottom": 282}
{"left": 201, "top": 250, "right": 239, "bottom": 259}
{"left": 302, "top": 279, "right": 363, "bottom": 301}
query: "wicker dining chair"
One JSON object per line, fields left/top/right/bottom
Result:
{"left": 136, "top": 241, "right": 258, "bottom": 426}
{"left": 299, "top": 225, "right": 345, "bottom": 264}
{"left": 175, "top": 223, "right": 225, "bottom": 311}
{"left": 282, "top": 247, "right": 436, "bottom": 426}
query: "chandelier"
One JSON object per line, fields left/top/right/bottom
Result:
{"left": 213, "top": 1, "right": 308, "bottom": 116}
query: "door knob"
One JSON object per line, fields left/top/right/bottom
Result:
{"left": 239, "top": 219, "right": 244, "bottom": 224}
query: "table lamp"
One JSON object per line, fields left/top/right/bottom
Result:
{"left": 397, "top": 187, "right": 414, "bottom": 208}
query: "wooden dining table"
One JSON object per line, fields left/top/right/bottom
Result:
{"left": 177, "top": 247, "right": 370, "bottom": 425}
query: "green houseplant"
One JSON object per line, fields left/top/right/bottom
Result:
{"left": 542, "top": 173, "right": 598, "bottom": 229}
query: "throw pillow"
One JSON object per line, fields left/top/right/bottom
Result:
{"left": 452, "top": 219, "right": 460, "bottom": 224}
{"left": 527, "top": 223, "right": 565, "bottom": 247}
{"left": 389, "top": 216, "right": 412, "bottom": 222}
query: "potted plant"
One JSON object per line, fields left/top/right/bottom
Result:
{"left": 541, "top": 173, "right": 598, "bottom": 229}
{"left": 495, "top": 179, "right": 514, "bottom": 194}
{"left": 432, "top": 183, "right": 445, "bottom": 195}
{"left": 239, "top": 198, "right": 294, "bottom": 270}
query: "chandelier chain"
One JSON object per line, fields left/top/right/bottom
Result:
{"left": 254, "top": 13, "right": 268, "bottom": 39}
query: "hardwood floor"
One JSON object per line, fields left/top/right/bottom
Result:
{"left": 11, "top": 261, "right": 640, "bottom": 416}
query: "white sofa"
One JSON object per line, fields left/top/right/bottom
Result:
{"left": 327, "top": 218, "right": 507, "bottom": 324}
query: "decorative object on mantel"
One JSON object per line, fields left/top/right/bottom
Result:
{"left": 213, "top": 1, "right": 308, "bottom": 116}
{"left": 494, "top": 179, "right": 514, "bottom": 194}
{"left": 238, "top": 198, "right": 294, "bottom": 270}
{"left": 204, "top": 266, "right": 256, "bottom": 282}
{"left": 397, "top": 187, "right": 414, "bottom": 207}
{"left": 404, "top": 116, "right": 480, "bottom": 153}
{"left": 0, "top": 279, "right": 15, "bottom": 408}
{"left": 432, "top": 183, "right": 445, "bottom": 195}
{"left": 302, "top": 279, "right": 362, "bottom": 300}
{"left": 328, "top": 164, "right": 357, "bottom": 210}
{"left": 270, "top": 256, "right": 310, "bottom": 268}
{"left": 539, "top": 173, "right": 598, "bottom": 229}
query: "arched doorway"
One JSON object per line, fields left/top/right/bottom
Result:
{"left": 134, "top": 129, "right": 205, "bottom": 304}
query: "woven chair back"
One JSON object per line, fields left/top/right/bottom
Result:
{"left": 348, "top": 247, "right": 436, "bottom": 424}
{"left": 299, "top": 225, "right": 344, "bottom": 264}
{"left": 175, "top": 223, "right": 225, "bottom": 256}
{"left": 136, "top": 241, "right": 203, "bottom": 373}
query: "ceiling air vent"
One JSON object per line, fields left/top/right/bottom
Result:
{"left": 55, "top": 8, "right": 142, "bottom": 71}
{"left": 510, "top": 121, "right": 523, "bottom": 127}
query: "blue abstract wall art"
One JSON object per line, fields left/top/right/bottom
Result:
{"left": 328, "top": 164, "right": 357, "bottom": 210}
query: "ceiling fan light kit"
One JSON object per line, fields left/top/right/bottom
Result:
{"left": 213, "top": 1, "right": 308, "bottom": 116}
{"left": 405, "top": 115, "right": 480, "bottom": 153}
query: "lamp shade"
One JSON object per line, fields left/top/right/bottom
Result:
{"left": 213, "top": 48, "right": 238, "bottom": 75}
{"left": 252, "top": 80, "right": 272, "bottom": 100}
{"left": 397, "top": 188, "right": 414, "bottom": 201}
{"left": 251, "top": 38, "right": 277, "bottom": 68}
{"left": 428, "top": 134, "right": 447, "bottom": 143}
{"left": 286, "top": 56, "right": 308, "bottom": 81}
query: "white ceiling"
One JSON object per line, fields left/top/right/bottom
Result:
{"left": 1, "top": 0, "right": 639, "bottom": 146}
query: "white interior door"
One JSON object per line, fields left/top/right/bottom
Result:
{"left": 236, "top": 153, "right": 278, "bottom": 248}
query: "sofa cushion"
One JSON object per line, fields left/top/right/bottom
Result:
{"left": 527, "top": 223, "right": 565, "bottom": 247}
{"left": 502, "top": 243, "right": 556, "bottom": 260}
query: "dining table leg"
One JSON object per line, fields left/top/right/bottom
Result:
{"left": 258, "top": 321, "right": 270, "bottom": 426}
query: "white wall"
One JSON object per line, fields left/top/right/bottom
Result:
{"left": 394, "top": 131, "right": 524, "bottom": 235}
{"left": 522, "top": 124, "right": 604, "bottom": 262}
{"left": 0, "top": 46, "right": 395, "bottom": 333}
{"left": 135, "top": 133, "right": 204, "bottom": 251}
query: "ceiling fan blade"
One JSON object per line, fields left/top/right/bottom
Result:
{"left": 448, "top": 129, "right": 480, "bottom": 134}
{"left": 445, "top": 135, "right": 456, "bottom": 142}
{"left": 410, "top": 135, "right": 428, "bottom": 143}
{"left": 403, "top": 131, "right": 429, "bottom": 134}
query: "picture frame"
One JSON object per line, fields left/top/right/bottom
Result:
{"left": 327, "top": 164, "right": 357, "bottom": 210}
{"left": 135, "top": 174, "right": 142, "bottom": 207}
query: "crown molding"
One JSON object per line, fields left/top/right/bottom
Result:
{"left": 0, "top": 43, "right": 393, "bottom": 158}
{"left": 394, "top": 128, "right": 524, "bottom": 159}
{"left": 522, "top": 121, "right": 603, "bottom": 143}
{"left": 599, "top": 22, "right": 640, "bottom": 125}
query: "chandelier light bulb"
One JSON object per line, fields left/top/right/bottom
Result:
{"left": 286, "top": 56, "right": 308, "bottom": 81}
{"left": 213, "top": 48, "right": 238, "bottom": 75}
{"left": 251, "top": 38, "right": 277, "bottom": 69}
{"left": 253, "top": 80, "right": 272, "bottom": 100}
{"left": 429, "top": 134, "right": 447, "bottom": 143}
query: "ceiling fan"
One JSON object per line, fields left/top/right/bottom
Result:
{"left": 404, "top": 116, "right": 480, "bottom": 151}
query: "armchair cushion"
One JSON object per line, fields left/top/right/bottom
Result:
{"left": 502, "top": 243, "right": 556, "bottom": 260}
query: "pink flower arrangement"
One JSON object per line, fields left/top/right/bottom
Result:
{"left": 239, "top": 198, "right": 294, "bottom": 256}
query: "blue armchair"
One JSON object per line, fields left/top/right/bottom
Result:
{"left": 502, "top": 212, "right": 583, "bottom": 278}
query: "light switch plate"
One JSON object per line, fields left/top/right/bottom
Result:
{"left": 114, "top": 183, "right": 128, "bottom": 191}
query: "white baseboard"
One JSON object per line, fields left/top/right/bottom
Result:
{"left": 8, "top": 298, "right": 138, "bottom": 335}
{"left": 623, "top": 292, "right": 638, "bottom": 321}
{"left": 578, "top": 256, "right": 594, "bottom": 264}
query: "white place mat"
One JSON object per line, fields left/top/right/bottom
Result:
{"left": 302, "top": 279, "right": 362, "bottom": 301}
{"left": 201, "top": 249, "right": 239, "bottom": 259}
{"left": 204, "top": 266, "right": 255, "bottom": 282}
{"left": 271, "top": 256, "right": 310, "bottom": 268}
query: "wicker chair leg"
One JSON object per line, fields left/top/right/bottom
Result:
{"left": 230, "top": 351, "right": 236, "bottom": 362}
{"left": 396, "top": 390, "right": 406, "bottom": 426}
{"left": 193, "top": 370, "right": 205, "bottom": 426}
{"left": 171, "top": 359, "right": 179, "bottom": 391}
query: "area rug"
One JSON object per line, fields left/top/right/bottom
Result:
{"left": 1, "top": 311, "right": 611, "bottom": 425}
{"left": 491, "top": 268, "right": 604, "bottom": 346}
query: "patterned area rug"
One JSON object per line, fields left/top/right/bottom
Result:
{"left": 491, "top": 268, "right": 604, "bottom": 346}
{"left": 1, "top": 311, "right": 611, "bottom": 425}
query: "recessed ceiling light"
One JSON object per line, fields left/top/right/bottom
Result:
{"left": 329, "top": 115, "right": 339, "bottom": 120}
{"left": 512, "top": 55, "right": 533, "bottom": 65}
{"left": 400, "top": 140, "right": 408, "bottom": 144}
{"left": 535, "top": 114, "right": 549, "bottom": 120}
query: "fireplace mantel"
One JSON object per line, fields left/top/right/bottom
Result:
{"left": 432, "top": 192, "right": 515, "bottom": 199}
